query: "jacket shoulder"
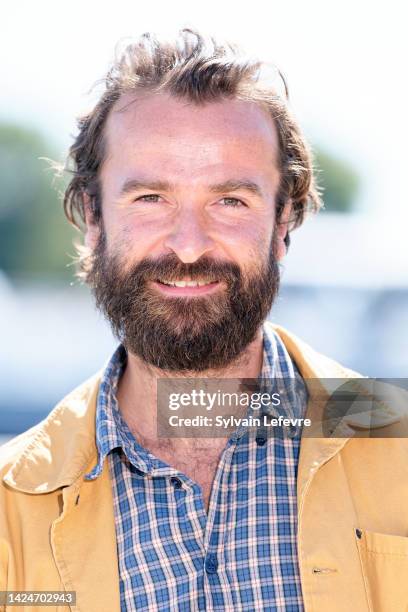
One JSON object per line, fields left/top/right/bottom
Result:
{"left": 267, "top": 321, "right": 363, "bottom": 379}
{"left": 0, "top": 370, "right": 103, "bottom": 478}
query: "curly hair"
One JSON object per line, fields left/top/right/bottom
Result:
{"left": 63, "top": 28, "right": 322, "bottom": 240}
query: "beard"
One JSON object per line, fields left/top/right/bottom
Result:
{"left": 86, "top": 230, "right": 281, "bottom": 372}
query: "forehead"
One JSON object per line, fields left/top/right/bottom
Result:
{"left": 101, "top": 91, "right": 280, "bottom": 186}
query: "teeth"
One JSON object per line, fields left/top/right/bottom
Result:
{"left": 160, "top": 280, "right": 214, "bottom": 287}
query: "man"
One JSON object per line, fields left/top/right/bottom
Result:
{"left": 1, "top": 28, "right": 407, "bottom": 612}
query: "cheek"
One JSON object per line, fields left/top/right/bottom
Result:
{"left": 214, "top": 219, "right": 273, "bottom": 267}
{"left": 106, "top": 212, "right": 172, "bottom": 259}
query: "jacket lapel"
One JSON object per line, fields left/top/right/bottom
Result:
{"left": 271, "top": 324, "right": 359, "bottom": 502}
{"left": 51, "top": 460, "right": 121, "bottom": 612}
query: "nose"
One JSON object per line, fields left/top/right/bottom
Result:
{"left": 163, "top": 209, "right": 215, "bottom": 263}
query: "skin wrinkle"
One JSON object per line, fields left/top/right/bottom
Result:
{"left": 118, "top": 178, "right": 265, "bottom": 200}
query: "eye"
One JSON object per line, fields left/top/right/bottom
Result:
{"left": 219, "top": 197, "right": 246, "bottom": 207}
{"left": 134, "top": 194, "right": 163, "bottom": 203}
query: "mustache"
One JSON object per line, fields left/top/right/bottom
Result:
{"left": 124, "top": 253, "right": 243, "bottom": 284}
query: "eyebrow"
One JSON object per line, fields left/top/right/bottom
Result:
{"left": 119, "top": 178, "right": 264, "bottom": 198}
{"left": 209, "top": 180, "right": 263, "bottom": 197}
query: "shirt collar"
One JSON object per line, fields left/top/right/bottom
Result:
{"left": 85, "top": 345, "right": 154, "bottom": 480}
{"left": 86, "top": 322, "right": 307, "bottom": 480}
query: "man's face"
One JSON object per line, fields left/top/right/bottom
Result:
{"left": 85, "top": 92, "right": 288, "bottom": 372}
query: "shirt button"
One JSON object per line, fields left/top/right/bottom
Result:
{"left": 256, "top": 436, "right": 267, "bottom": 446}
{"left": 287, "top": 425, "right": 298, "bottom": 439}
{"left": 205, "top": 553, "right": 218, "bottom": 574}
{"left": 170, "top": 476, "right": 183, "bottom": 489}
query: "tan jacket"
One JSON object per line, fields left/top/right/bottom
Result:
{"left": 1, "top": 323, "right": 408, "bottom": 612}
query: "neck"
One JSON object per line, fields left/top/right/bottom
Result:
{"left": 116, "top": 326, "right": 264, "bottom": 446}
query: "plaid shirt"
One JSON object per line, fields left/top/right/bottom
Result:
{"left": 85, "top": 323, "right": 308, "bottom": 611}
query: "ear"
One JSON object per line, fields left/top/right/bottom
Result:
{"left": 274, "top": 201, "right": 292, "bottom": 261}
{"left": 83, "top": 193, "right": 100, "bottom": 250}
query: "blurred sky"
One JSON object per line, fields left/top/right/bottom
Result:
{"left": 1, "top": 0, "right": 407, "bottom": 224}
{"left": 0, "top": 0, "right": 407, "bottom": 419}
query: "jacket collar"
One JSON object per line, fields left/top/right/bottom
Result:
{"left": 3, "top": 323, "right": 369, "bottom": 495}
{"left": 3, "top": 371, "right": 103, "bottom": 493}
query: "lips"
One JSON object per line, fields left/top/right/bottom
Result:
{"left": 152, "top": 278, "right": 222, "bottom": 296}
{"left": 157, "top": 279, "right": 217, "bottom": 287}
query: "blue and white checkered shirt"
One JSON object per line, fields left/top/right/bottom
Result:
{"left": 85, "top": 322, "right": 308, "bottom": 611}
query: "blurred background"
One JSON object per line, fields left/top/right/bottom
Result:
{"left": 1, "top": 0, "right": 407, "bottom": 442}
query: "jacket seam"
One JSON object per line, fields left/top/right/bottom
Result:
{"left": 297, "top": 473, "right": 316, "bottom": 612}
{"left": 363, "top": 548, "right": 408, "bottom": 557}
{"left": 50, "top": 481, "right": 83, "bottom": 612}
{"left": 340, "top": 451, "right": 372, "bottom": 612}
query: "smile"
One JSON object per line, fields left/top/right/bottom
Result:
{"left": 152, "top": 278, "right": 222, "bottom": 296}
{"left": 159, "top": 279, "right": 215, "bottom": 287}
